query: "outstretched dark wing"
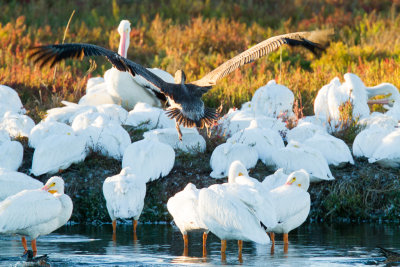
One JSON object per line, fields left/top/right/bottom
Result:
{"left": 29, "top": 43, "right": 171, "bottom": 96}
{"left": 192, "top": 29, "right": 334, "bottom": 87}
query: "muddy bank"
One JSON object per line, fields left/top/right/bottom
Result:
{"left": 18, "top": 136, "right": 400, "bottom": 224}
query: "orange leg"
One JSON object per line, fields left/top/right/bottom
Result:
{"left": 270, "top": 243, "right": 275, "bottom": 255}
{"left": 221, "top": 239, "right": 227, "bottom": 254}
{"left": 112, "top": 220, "right": 117, "bottom": 234}
{"left": 283, "top": 233, "right": 289, "bottom": 244}
{"left": 238, "top": 240, "right": 243, "bottom": 262}
{"left": 202, "top": 232, "right": 208, "bottom": 247}
{"left": 133, "top": 219, "right": 138, "bottom": 233}
{"left": 269, "top": 232, "right": 275, "bottom": 244}
{"left": 21, "top": 236, "right": 28, "bottom": 253}
{"left": 183, "top": 245, "right": 188, "bottom": 257}
{"left": 183, "top": 234, "right": 189, "bottom": 247}
{"left": 283, "top": 233, "right": 289, "bottom": 253}
{"left": 31, "top": 239, "right": 37, "bottom": 257}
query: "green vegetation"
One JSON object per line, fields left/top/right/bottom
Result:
{"left": 1, "top": 1, "right": 400, "bottom": 223}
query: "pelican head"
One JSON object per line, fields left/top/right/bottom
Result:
{"left": 42, "top": 176, "right": 65, "bottom": 195}
{"left": 228, "top": 160, "right": 248, "bottom": 183}
{"left": 117, "top": 20, "right": 131, "bottom": 58}
{"left": 284, "top": 169, "right": 310, "bottom": 191}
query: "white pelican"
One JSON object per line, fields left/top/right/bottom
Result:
{"left": 167, "top": 183, "right": 208, "bottom": 254}
{"left": 268, "top": 170, "right": 310, "bottom": 252}
{"left": 125, "top": 102, "right": 175, "bottom": 129}
{"left": 31, "top": 134, "right": 87, "bottom": 176}
{"left": 103, "top": 167, "right": 146, "bottom": 238}
{"left": 352, "top": 126, "right": 392, "bottom": 159}
{"left": 0, "top": 169, "right": 43, "bottom": 201}
{"left": 303, "top": 132, "right": 354, "bottom": 166}
{"left": 369, "top": 128, "right": 400, "bottom": 167}
{"left": 144, "top": 127, "right": 206, "bottom": 154}
{"left": 286, "top": 120, "right": 326, "bottom": 143}
{"left": 0, "top": 176, "right": 73, "bottom": 255}
{"left": 122, "top": 139, "right": 175, "bottom": 182}
{"left": 251, "top": 80, "right": 294, "bottom": 118}
{"left": 44, "top": 101, "right": 95, "bottom": 123}
{"left": 272, "top": 140, "right": 334, "bottom": 182}
{"left": 72, "top": 113, "right": 131, "bottom": 160}
{"left": 358, "top": 112, "right": 398, "bottom": 130}
{"left": 262, "top": 168, "right": 290, "bottom": 191}
{"left": 227, "top": 120, "right": 284, "bottom": 166}
{"left": 0, "top": 140, "right": 23, "bottom": 171}
{"left": 198, "top": 161, "right": 276, "bottom": 258}
{"left": 0, "top": 85, "right": 26, "bottom": 117}
{"left": 210, "top": 142, "right": 258, "bottom": 179}
{"left": 32, "top": 29, "right": 332, "bottom": 140}
{"left": 95, "top": 104, "right": 128, "bottom": 125}
{"left": 0, "top": 112, "right": 35, "bottom": 138}
{"left": 29, "top": 120, "right": 74, "bottom": 149}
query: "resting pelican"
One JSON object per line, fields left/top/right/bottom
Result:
{"left": 0, "top": 176, "right": 72, "bottom": 256}
{"left": 30, "top": 29, "right": 333, "bottom": 140}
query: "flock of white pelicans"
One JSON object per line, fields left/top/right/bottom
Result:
{"left": 0, "top": 20, "right": 399, "bottom": 261}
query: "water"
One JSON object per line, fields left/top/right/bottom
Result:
{"left": 0, "top": 223, "right": 398, "bottom": 266}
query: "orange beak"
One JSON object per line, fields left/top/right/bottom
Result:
{"left": 285, "top": 179, "right": 295, "bottom": 186}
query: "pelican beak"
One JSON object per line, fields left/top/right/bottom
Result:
{"left": 285, "top": 177, "right": 296, "bottom": 185}
{"left": 42, "top": 183, "right": 57, "bottom": 194}
{"left": 238, "top": 172, "right": 244, "bottom": 176}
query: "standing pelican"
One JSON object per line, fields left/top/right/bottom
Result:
{"left": 102, "top": 167, "right": 146, "bottom": 240}
{"left": 0, "top": 176, "right": 72, "bottom": 256}
{"left": 167, "top": 183, "right": 208, "bottom": 256}
{"left": 30, "top": 29, "right": 333, "bottom": 140}
{"left": 268, "top": 170, "right": 310, "bottom": 253}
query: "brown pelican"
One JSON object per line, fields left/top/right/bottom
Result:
{"left": 30, "top": 29, "right": 333, "bottom": 140}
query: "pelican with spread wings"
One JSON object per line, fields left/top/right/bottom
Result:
{"left": 30, "top": 29, "right": 332, "bottom": 140}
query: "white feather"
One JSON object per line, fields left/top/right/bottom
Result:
{"left": 272, "top": 141, "right": 334, "bottom": 182}
{"left": 198, "top": 185, "right": 270, "bottom": 244}
{"left": 0, "top": 85, "right": 25, "bottom": 116}
{"left": 269, "top": 170, "right": 310, "bottom": 234}
{"left": 0, "top": 140, "right": 23, "bottom": 171}
{"left": 0, "top": 176, "right": 72, "bottom": 239}
{"left": 144, "top": 128, "right": 206, "bottom": 154}
{"left": 227, "top": 120, "right": 284, "bottom": 166}
{"left": 103, "top": 167, "right": 146, "bottom": 220}
{"left": 369, "top": 128, "right": 400, "bottom": 167}
{"left": 125, "top": 102, "right": 175, "bottom": 129}
{"left": 167, "top": 183, "right": 208, "bottom": 235}
{"left": 0, "top": 169, "right": 43, "bottom": 201}
{"left": 303, "top": 132, "right": 354, "bottom": 166}
{"left": 0, "top": 112, "right": 35, "bottom": 138}
{"left": 210, "top": 142, "right": 258, "bottom": 179}
{"left": 251, "top": 80, "right": 294, "bottom": 118}
{"left": 122, "top": 139, "right": 175, "bottom": 182}
{"left": 29, "top": 120, "right": 74, "bottom": 149}
{"left": 31, "top": 134, "right": 87, "bottom": 176}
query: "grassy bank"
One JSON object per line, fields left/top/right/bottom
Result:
{"left": 1, "top": 1, "right": 400, "bottom": 223}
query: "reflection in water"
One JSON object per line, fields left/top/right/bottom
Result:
{"left": 0, "top": 223, "right": 398, "bottom": 266}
